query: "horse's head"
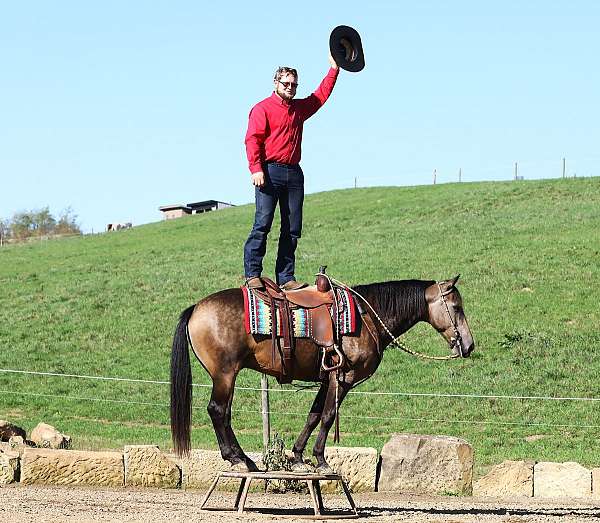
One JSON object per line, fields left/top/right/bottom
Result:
{"left": 425, "top": 275, "right": 474, "bottom": 357}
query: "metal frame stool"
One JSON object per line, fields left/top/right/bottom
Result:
{"left": 200, "top": 470, "right": 359, "bottom": 519}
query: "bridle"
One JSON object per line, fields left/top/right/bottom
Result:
{"left": 436, "top": 282, "right": 464, "bottom": 358}
{"left": 329, "top": 276, "right": 462, "bottom": 361}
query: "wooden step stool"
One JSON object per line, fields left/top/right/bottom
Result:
{"left": 200, "top": 470, "right": 358, "bottom": 519}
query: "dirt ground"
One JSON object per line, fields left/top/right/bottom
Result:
{"left": 1, "top": 484, "right": 599, "bottom": 523}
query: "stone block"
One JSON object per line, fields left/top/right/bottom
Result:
{"left": 124, "top": 445, "right": 180, "bottom": 488}
{"left": 534, "top": 462, "right": 591, "bottom": 498}
{"left": 473, "top": 460, "right": 534, "bottom": 497}
{"left": 30, "top": 422, "right": 71, "bottom": 449}
{"left": 8, "top": 436, "right": 25, "bottom": 447}
{"left": 0, "top": 441, "right": 27, "bottom": 457}
{"left": 592, "top": 468, "right": 600, "bottom": 500}
{"left": 320, "top": 447, "right": 377, "bottom": 493}
{"left": 20, "top": 448, "right": 123, "bottom": 486}
{"left": 182, "top": 450, "right": 263, "bottom": 490}
{"left": 0, "top": 449, "right": 20, "bottom": 484}
{"left": 379, "top": 433, "right": 473, "bottom": 495}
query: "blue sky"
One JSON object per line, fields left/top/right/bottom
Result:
{"left": 1, "top": 1, "right": 598, "bottom": 233}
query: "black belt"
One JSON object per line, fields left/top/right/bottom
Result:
{"left": 265, "top": 161, "right": 299, "bottom": 168}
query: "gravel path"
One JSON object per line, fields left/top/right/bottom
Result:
{"left": 1, "top": 484, "right": 599, "bottom": 522}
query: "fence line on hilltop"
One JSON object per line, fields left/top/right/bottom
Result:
{"left": 346, "top": 156, "right": 597, "bottom": 188}
{"left": 1, "top": 158, "right": 597, "bottom": 247}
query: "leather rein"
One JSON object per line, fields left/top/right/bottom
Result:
{"left": 328, "top": 276, "right": 462, "bottom": 361}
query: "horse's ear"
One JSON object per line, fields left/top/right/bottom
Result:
{"left": 440, "top": 274, "right": 460, "bottom": 292}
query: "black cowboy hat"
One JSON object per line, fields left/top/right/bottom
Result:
{"left": 329, "top": 25, "right": 365, "bottom": 73}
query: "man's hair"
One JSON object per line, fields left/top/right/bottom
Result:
{"left": 274, "top": 66, "right": 298, "bottom": 82}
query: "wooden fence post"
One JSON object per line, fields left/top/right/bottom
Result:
{"left": 261, "top": 374, "right": 270, "bottom": 450}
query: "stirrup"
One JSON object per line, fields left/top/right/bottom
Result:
{"left": 321, "top": 345, "right": 345, "bottom": 372}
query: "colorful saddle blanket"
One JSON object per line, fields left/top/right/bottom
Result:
{"left": 242, "top": 286, "right": 357, "bottom": 339}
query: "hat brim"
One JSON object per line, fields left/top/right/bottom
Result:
{"left": 329, "top": 25, "right": 365, "bottom": 73}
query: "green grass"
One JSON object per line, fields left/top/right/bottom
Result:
{"left": 2, "top": 177, "right": 600, "bottom": 477}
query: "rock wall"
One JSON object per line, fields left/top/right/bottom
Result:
{"left": 0, "top": 449, "right": 20, "bottom": 485}
{"left": 181, "top": 449, "right": 264, "bottom": 490}
{"left": 4, "top": 437, "right": 600, "bottom": 500}
{"left": 533, "top": 462, "right": 591, "bottom": 499}
{"left": 124, "top": 445, "right": 180, "bottom": 488}
{"left": 473, "top": 460, "right": 534, "bottom": 497}
{"left": 379, "top": 434, "right": 474, "bottom": 495}
{"left": 20, "top": 448, "right": 123, "bottom": 486}
{"left": 474, "top": 460, "right": 595, "bottom": 499}
{"left": 322, "top": 447, "right": 378, "bottom": 493}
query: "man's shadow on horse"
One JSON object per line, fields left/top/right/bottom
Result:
{"left": 170, "top": 273, "right": 474, "bottom": 474}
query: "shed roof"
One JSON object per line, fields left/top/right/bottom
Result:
{"left": 158, "top": 204, "right": 190, "bottom": 211}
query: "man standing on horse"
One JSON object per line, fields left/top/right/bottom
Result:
{"left": 243, "top": 53, "right": 339, "bottom": 291}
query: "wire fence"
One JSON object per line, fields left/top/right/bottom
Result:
{"left": 2, "top": 367, "right": 600, "bottom": 402}
{"left": 305, "top": 156, "right": 599, "bottom": 193}
{"left": 1, "top": 368, "right": 599, "bottom": 430}
{"left": 4, "top": 389, "right": 600, "bottom": 431}
{"left": 2, "top": 157, "right": 597, "bottom": 243}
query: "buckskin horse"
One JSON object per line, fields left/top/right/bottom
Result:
{"left": 170, "top": 275, "right": 474, "bottom": 473}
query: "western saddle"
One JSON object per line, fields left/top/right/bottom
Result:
{"left": 250, "top": 267, "right": 348, "bottom": 384}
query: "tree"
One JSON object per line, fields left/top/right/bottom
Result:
{"left": 32, "top": 207, "right": 56, "bottom": 236}
{"left": 10, "top": 210, "right": 35, "bottom": 240}
{"left": 0, "top": 218, "right": 9, "bottom": 245}
{"left": 55, "top": 207, "right": 81, "bottom": 235}
{"left": 5, "top": 206, "right": 81, "bottom": 242}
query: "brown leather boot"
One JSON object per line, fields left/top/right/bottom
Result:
{"left": 281, "top": 280, "right": 308, "bottom": 291}
{"left": 245, "top": 277, "right": 265, "bottom": 290}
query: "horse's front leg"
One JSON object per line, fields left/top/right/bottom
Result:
{"left": 312, "top": 372, "right": 352, "bottom": 474}
{"left": 290, "top": 381, "right": 328, "bottom": 471}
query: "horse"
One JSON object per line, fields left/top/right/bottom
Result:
{"left": 170, "top": 275, "right": 474, "bottom": 473}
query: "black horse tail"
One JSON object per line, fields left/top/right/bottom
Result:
{"left": 170, "top": 304, "right": 196, "bottom": 457}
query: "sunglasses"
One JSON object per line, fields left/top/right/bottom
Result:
{"left": 278, "top": 80, "right": 298, "bottom": 89}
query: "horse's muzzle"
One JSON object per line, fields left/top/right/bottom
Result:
{"left": 451, "top": 337, "right": 474, "bottom": 358}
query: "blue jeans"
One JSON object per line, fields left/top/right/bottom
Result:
{"left": 244, "top": 162, "right": 304, "bottom": 285}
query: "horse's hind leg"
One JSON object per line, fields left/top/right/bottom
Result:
{"left": 223, "top": 383, "right": 259, "bottom": 471}
{"left": 207, "top": 375, "right": 236, "bottom": 463}
{"left": 312, "top": 373, "right": 352, "bottom": 474}
{"left": 207, "top": 373, "right": 258, "bottom": 471}
{"left": 290, "top": 381, "right": 328, "bottom": 471}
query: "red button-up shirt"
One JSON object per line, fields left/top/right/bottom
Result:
{"left": 245, "top": 68, "right": 339, "bottom": 174}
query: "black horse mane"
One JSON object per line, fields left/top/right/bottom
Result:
{"left": 352, "top": 279, "right": 434, "bottom": 327}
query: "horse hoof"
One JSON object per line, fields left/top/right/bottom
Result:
{"left": 245, "top": 459, "right": 260, "bottom": 472}
{"left": 291, "top": 461, "right": 312, "bottom": 473}
{"left": 316, "top": 463, "right": 335, "bottom": 475}
{"left": 230, "top": 462, "right": 250, "bottom": 473}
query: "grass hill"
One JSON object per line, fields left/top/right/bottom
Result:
{"left": 1, "top": 177, "right": 599, "bottom": 475}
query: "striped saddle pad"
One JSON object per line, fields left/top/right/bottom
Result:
{"left": 241, "top": 286, "right": 357, "bottom": 339}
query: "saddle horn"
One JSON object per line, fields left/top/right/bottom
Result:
{"left": 316, "top": 265, "right": 331, "bottom": 292}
